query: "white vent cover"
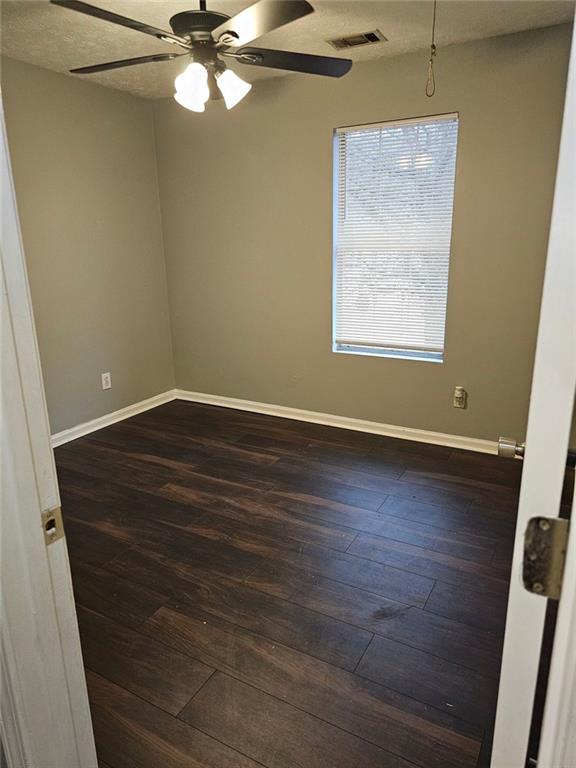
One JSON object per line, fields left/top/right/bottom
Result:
{"left": 328, "top": 30, "right": 387, "bottom": 50}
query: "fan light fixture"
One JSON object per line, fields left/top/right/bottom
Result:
{"left": 173, "top": 61, "right": 252, "bottom": 112}
{"left": 53, "top": 0, "right": 353, "bottom": 116}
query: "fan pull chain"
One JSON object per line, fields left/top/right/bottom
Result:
{"left": 426, "top": 0, "right": 437, "bottom": 97}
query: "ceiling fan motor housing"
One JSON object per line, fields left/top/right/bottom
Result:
{"left": 169, "top": 10, "right": 231, "bottom": 42}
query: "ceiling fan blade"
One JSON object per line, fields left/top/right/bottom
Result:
{"left": 70, "top": 53, "right": 186, "bottom": 74}
{"left": 212, "top": 0, "right": 313, "bottom": 47}
{"left": 229, "top": 47, "right": 353, "bottom": 77}
{"left": 50, "top": 0, "right": 191, "bottom": 49}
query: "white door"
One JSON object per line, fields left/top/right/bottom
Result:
{"left": 491, "top": 18, "right": 576, "bottom": 768}
{"left": 0, "top": 101, "right": 97, "bottom": 767}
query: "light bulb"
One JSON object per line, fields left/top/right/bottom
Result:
{"left": 174, "top": 89, "right": 206, "bottom": 113}
{"left": 174, "top": 62, "right": 210, "bottom": 112}
{"left": 216, "top": 69, "right": 252, "bottom": 110}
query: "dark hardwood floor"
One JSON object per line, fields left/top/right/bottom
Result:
{"left": 55, "top": 400, "right": 523, "bottom": 768}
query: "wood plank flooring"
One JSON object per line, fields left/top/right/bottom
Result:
{"left": 55, "top": 400, "right": 522, "bottom": 768}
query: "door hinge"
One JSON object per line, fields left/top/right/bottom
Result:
{"left": 523, "top": 517, "right": 569, "bottom": 600}
{"left": 41, "top": 505, "right": 65, "bottom": 546}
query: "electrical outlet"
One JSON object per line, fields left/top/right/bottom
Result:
{"left": 453, "top": 385, "right": 467, "bottom": 409}
{"left": 101, "top": 372, "right": 112, "bottom": 390}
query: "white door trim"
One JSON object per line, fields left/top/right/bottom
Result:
{"left": 1, "top": 99, "right": 97, "bottom": 767}
{"left": 0, "top": 636, "right": 28, "bottom": 768}
{"left": 491, "top": 18, "right": 576, "bottom": 768}
{"left": 538, "top": 489, "right": 576, "bottom": 767}
{"left": 535, "top": 14, "right": 576, "bottom": 766}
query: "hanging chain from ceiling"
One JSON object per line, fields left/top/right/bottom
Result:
{"left": 426, "top": 0, "right": 437, "bottom": 97}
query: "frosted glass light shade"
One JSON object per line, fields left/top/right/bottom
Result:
{"left": 216, "top": 69, "right": 252, "bottom": 110}
{"left": 174, "top": 89, "right": 206, "bottom": 112}
{"left": 174, "top": 62, "right": 210, "bottom": 112}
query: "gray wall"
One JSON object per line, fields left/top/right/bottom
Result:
{"left": 2, "top": 25, "right": 571, "bottom": 442}
{"left": 154, "top": 24, "right": 571, "bottom": 442}
{"left": 2, "top": 57, "right": 174, "bottom": 434}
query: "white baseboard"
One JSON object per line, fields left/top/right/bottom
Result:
{"left": 51, "top": 390, "right": 178, "bottom": 447}
{"left": 51, "top": 387, "right": 498, "bottom": 454}
{"left": 174, "top": 389, "right": 498, "bottom": 454}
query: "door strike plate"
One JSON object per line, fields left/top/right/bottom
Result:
{"left": 523, "top": 516, "right": 569, "bottom": 600}
{"left": 41, "top": 506, "right": 65, "bottom": 546}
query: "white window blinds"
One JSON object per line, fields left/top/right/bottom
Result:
{"left": 333, "top": 113, "right": 458, "bottom": 362}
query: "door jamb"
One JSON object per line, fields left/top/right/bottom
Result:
{"left": 1, "top": 97, "right": 97, "bottom": 767}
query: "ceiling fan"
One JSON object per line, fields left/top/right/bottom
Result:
{"left": 50, "top": 0, "right": 353, "bottom": 111}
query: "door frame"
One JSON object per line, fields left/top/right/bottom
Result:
{"left": 535, "top": 14, "right": 576, "bottom": 763}
{"left": 0, "top": 99, "right": 97, "bottom": 767}
{"left": 491, "top": 16, "right": 576, "bottom": 768}
{"left": 539, "top": 506, "right": 576, "bottom": 766}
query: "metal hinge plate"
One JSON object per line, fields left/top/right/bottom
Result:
{"left": 523, "top": 516, "right": 569, "bottom": 599}
{"left": 41, "top": 505, "right": 65, "bottom": 546}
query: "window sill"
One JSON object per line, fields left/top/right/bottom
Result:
{"left": 333, "top": 344, "right": 443, "bottom": 364}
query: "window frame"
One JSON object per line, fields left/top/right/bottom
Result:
{"left": 331, "top": 111, "right": 459, "bottom": 364}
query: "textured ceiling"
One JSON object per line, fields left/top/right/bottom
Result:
{"left": 1, "top": 0, "right": 573, "bottom": 99}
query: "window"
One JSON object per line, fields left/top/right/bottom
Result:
{"left": 333, "top": 113, "right": 459, "bottom": 362}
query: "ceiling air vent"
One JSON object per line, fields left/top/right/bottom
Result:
{"left": 328, "top": 30, "right": 387, "bottom": 50}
